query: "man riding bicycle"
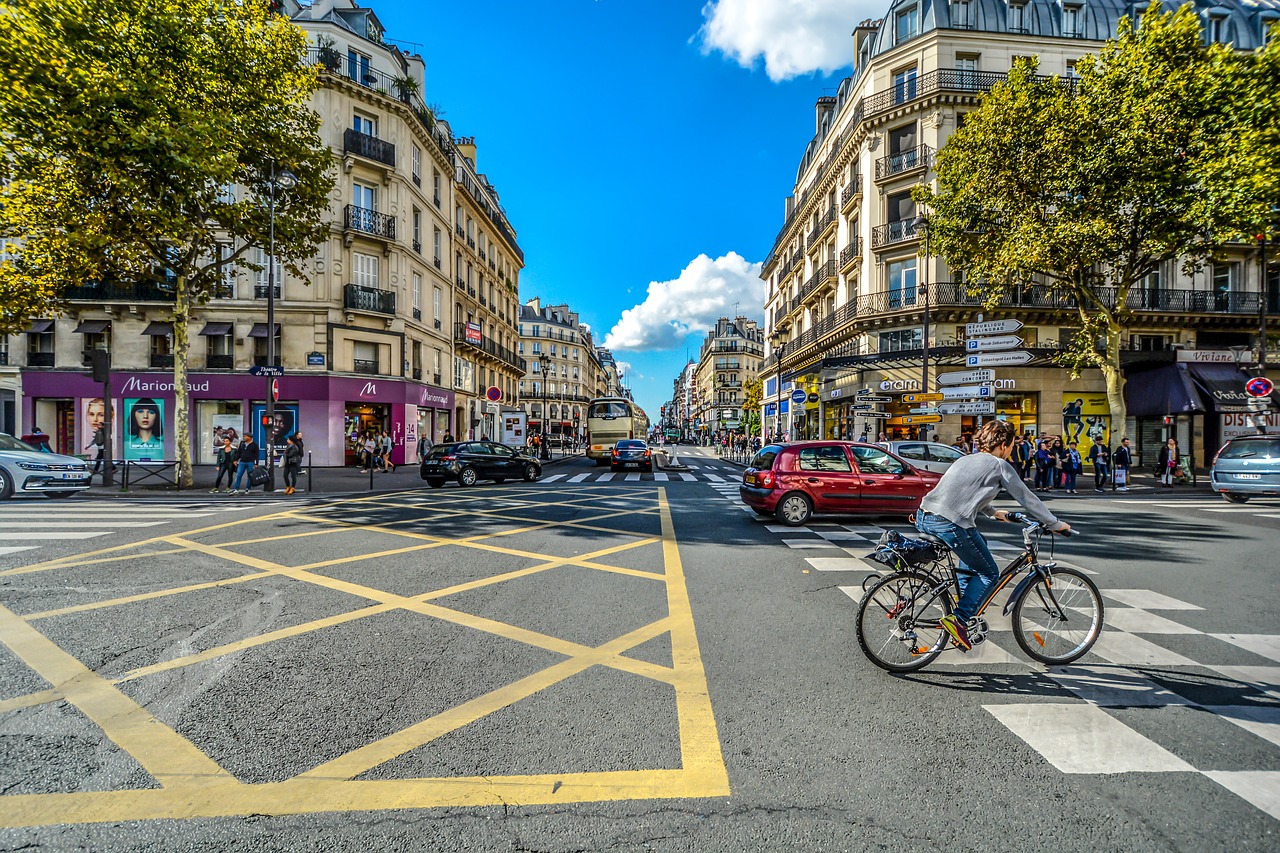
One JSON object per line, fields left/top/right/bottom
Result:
{"left": 915, "top": 420, "right": 1071, "bottom": 651}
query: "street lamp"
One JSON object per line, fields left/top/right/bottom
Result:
{"left": 769, "top": 325, "right": 789, "bottom": 442}
{"left": 911, "top": 213, "right": 932, "bottom": 425}
{"left": 264, "top": 161, "right": 297, "bottom": 493}
{"left": 538, "top": 352, "right": 551, "bottom": 459}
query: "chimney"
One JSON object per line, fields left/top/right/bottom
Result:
{"left": 815, "top": 96, "right": 837, "bottom": 134}
{"left": 456, "top": 136, "right": 477, "bottom": 167}
{"left": 525, "top": 296, "right": 541, "bottom": 315}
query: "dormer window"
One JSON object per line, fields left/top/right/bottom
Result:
{"left": 1008, "top": 2, "right": 1026, "bottom": 34}
{"left": 1204, "top": 7, "right": 1230, "bottom": 44}
{"left": 1061, "top": 2, "right": 1083, "bottom": 38}
{"left": 952, "top": 0, "right": 973, "bottom": 29}
{"left": 896, "top": 5, "right": 919, "bottom": 43}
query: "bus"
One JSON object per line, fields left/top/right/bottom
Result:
{"left": 585, "top": 397, "right": 650, "bottom": 465}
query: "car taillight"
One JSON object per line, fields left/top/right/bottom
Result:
{"left": 758, "top": 470, "right": 776, "bottom": 489}
{"left": 612, "top": 449, "right": 619, "bottom": 457}
{"left": 643, "top": 450, "right": 650, "bottom": 457}
{"left": 441, "top": 455, "right": 457, "bottom": 461}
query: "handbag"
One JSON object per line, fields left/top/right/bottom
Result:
{"left": 247, "top": 465, "right": 269, "bottom": 486}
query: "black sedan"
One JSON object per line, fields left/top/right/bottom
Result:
{"left": 419, "top": 441, "right": 542, "bottom": 488}
{"left": 610, "top": 439, "right": 652, "bottom": 472}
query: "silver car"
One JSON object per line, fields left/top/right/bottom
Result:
{"left": 1210, "top": 435, "right": 1280, "bottom": 503}
{"left": 882, "top": 441, "right": 967, "bottom": 474}
{"left": 0, "top": 434, "right": 92, "bottom": 500}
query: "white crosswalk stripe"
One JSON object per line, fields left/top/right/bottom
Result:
{"left": 653, "top": 473, "right": 669, "bottom": 482}
{"left": 540, "top": 474, "right": 566, "bottom": 483}
{"left": 0, "top": 501, "right": 241, "bottom": 562}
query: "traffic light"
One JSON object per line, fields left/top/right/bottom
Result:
{"left": 1163, "top": 415, "right": 1173, "bottom": 426}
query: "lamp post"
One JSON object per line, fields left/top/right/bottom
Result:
{"left": 538, "top": 352, "right": 551, "bottom": 459}
{"left": 1256, "top": 206, "right": 1279, "bottom": 434}
{"left": 264, "top": 161, "right": 297, "bottom": 493}
{"left": 769, "top": 326, "right": 789, "bottom": 442}
{"left": 911, "top": 213, "right": 932, "bottom": 438}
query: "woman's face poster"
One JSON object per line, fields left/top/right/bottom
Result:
{"left": 123, "top": 398, "right": 165, "bottom": 461}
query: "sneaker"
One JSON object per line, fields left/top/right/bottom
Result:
{"left": 1095, "top": 488, "right": 1104, "bottom": 492}
{"left": 1118, "top": 486, "right": 1129, "bottom": 492}
{"left": 939, "top": 614, "right": 972, "bottom": 652}
{"left": 209, "top": 488, "right": 219, "bottom": 494}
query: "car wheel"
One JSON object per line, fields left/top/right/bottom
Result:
{"left": 44, "top": 491, "right": 77, "bottom": 499}
{"left": 426, "top": 478, "right": 446, "bottom": 489}
{"left": 0, "top": 469, "right": 12, "bottom": 500}
{"left": 1223, "top": 493, "right": 1250, "bottom": 504}
{"left": 523, "top": 463, "right": 539, "bottom": 482}
{"left": 775, "top": 492, "right": 813, "bottom": 526}
{"left": 457, "top": 467, "right": 478, "bottom": 487}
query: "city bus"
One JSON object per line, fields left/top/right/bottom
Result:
{"left": 585, "top": 397, "right": 650, "bottom": 465}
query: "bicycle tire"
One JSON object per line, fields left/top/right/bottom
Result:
{"left": 1011, "top": 567, "right": 1104, "bottom": 665}
{"left": 856, "top": 570, "right": 952, "bottom": 673}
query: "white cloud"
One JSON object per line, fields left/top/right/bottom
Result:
{"left": 603, "top": 252, "right": 764, "bottom": 352}
{"left": 699, "top": 0, "right": 872, "bottom": 82}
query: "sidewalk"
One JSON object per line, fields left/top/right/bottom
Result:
{"left": 79, "top": 452, "right": 583, "bottom": 500}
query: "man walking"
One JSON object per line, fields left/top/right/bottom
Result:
{"left": 231, "top": 435, "right": 259, "bottom": 494}
{"left": 417, "top": 431, "right": 433, "bottom": 463}
{"left": 1088, "top": 436, "right": 1111, "bottom": 492}
{"left": 1113, "top": 436, "right": 1133, "bottom": 492}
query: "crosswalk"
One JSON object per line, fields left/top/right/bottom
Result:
{"left": 0, "top": 500, "right": 290, "bottom": 562}
{"left": 539, "top": 465, "right": 743, "bottom": 485}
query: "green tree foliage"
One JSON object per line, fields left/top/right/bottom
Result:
{"left": 917, "top": 4, "right": 1243, "bottom": 430}
{"left": 0, "top": 0, "right": 333, "bottom": 485}
{"left": 742, "top": 376, "right": 763, "bottom": 436}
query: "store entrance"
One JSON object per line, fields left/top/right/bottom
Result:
{"left": 344, "top": 402, "right": 389, "bottom": 466}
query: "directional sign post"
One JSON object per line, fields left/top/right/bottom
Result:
{"left": 888, "top": 415, "right": 943, "bottom": 426}
{"left": 855, "top": 395, "right": 893, "bottom": 403}
{"left": 902, "top": 393, "right": 944, "bottom": 404}
{"left": 850, "top": 404, "right": 878, "bottom": 411}
{"left": 938, "top": 400, "right": 996, "bottom": 416}
{"left": 909, "top": 407, "right": 941, "bottom": 415}
{"left": 965, "top": 335, "right": 1023, "bottom": 352}
{"left": 967, "top": 351, "right": 1033, "bottom": 367}
{"left": 859, "top": 411, "right": 891, "bottom": 419}
{"left": 965, "top": 319, "right": 1024, "bottom": 337}
{"left": 941, "top": 384, "right": 995, "bottom": 399}
{"left": 937, "top": 369, "right": 995, "bottom": 386}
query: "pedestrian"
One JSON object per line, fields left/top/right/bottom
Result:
{"left": 951, "top": 435, "right": 969, "bottom": 454}
{"left": 1010, "top": 434, "right": 1031, "bottom": 480}
{"left": 231, "top": 435, "right": 259, "bottom": 494}
{"left": 443, "top": 431, "right": 455, "bottom": 443}
{"left": 282, "top": 434, "right": 302, "bottom": 495}
{"left": 211, "top": 436, "right": 236, "bottom": 493}
{"left": 1064, "top": 441, "right": 1082, "bottom": 494}
{"left": 1050, "top": 437, "right": 1069, "bottom": 490}
{"left": 382, "top": 431, "right": 395, "bottom": 473}
{"left": 361, "top": 432, "right": 377, "bottom": 473}
{"left": 1088, "top": 436, "right": 1111, "bottom": 492}
{"left": 1020, "top": 432, "right": 1036, "bottom": 480}
{"left": 85, "top": 422, "right": 106, "bottom": 475}
{"left": 1034, "top": 440, "right": 1052, "bottom": 491}
{"left": 417, "top": 431, "right": 434, "bottom": 462}
{"left": 293, "top": 431, "right": 305, "bottom": 456}
{"left": 1114, "top": 437, "right": 1132, "bottom": 491}
{"left": 1156, "top": 437, "right": 1179, "bottom": 487}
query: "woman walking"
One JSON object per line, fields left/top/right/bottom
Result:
{"left": 211, "top": 435, "right": 236, "bottom": 493}
{"left": 282, "top": 434, "right": 302, "bottom": 495}
{"left": 1157, "top": 437, "right": 1179, "bottom": 487}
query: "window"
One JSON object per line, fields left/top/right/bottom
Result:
{"left": 217, "top": 242, "right": 235, "bottom": 297}
{"left": 411, "top": 144, "right": 421, "bottom": 184}
{"left": 889, "top": 124, "right": 916, "bottom": 155}
{"left": 955, "top": 54, "right": 978, "bottom": 89}
{"left": 896, "top": 5, "right": 919, "bottom": 42}
{"left": 352, "top": 112, "right": 377, "bottom": 137}
{"left": 352, "top": 181, "right": 376, "bottom": 212}
{"left": 433, "top": 286, "right": 442, "bottom": 323}
{"left": 797, "top": 446, "right": 852, "bottom": 472}
{"left": 412, "top": 208, "right": 421, "bottom": 252}
{"left": 893, "top": 66, "right": 918, "bottom": 104}
{"left": 1206, "top": 11, "right": 1227, "bottom": 44}
{"left": 347, "top": 50, "right": 371, "bottom": 85}
{"left": 412, "top": 273, "right": 422, "bottom": 313}
{"left": 1062, "top": 5, "right": 1080, "bottom": 37}
{"left": 433, "top": 226, "right": 442, "bottom": 265}
{"left": 850, "top": 445, "right": 908, "bottom": 474}
{"left": 532, "top": 341, "right": 541, "bottom": 354}
{"left": 353, "top": 252, "right": 379, "bottom": 289}
{"left": 952, "top": 0, "right": 972, "bottom": 28}
{"left": 887, "top": 190, "right": 916, "bottom": 225}
{"left": 455, "top": 205, "right": 464, "bottom": 228}
{"left": 531, "top": 359, "right": 540, "bottom": 374}
{"left": 888, "top": 259, "right": 918, "bottom": 307}
{"left": 879, "top": 328, "right": 923, "bottom": 352}
{"left": 1213, "top": 262, "right": 1237, "bottom": 294}
{"left": 1065, "top": 60, "right": 1079, "bottom": 80}
{"left": 1008, "top": 3, "right": 1026, "bottom": 33}
{"left": 254, "top": 246, "right": 282, "bottom": 295}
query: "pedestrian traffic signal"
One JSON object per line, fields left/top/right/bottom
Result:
{"left": 1163, "top": 415, "right": 1173, "bottom": 426}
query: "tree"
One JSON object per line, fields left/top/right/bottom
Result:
{"left": 916, "top": 4, "right": 1235, "bottom": 431}
{"left": 0, "top": 0, "right": 332, "bottom": 486}
{"left": 742, "top": 376, "right": 763, "bottom": 436}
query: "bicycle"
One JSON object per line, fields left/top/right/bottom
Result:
{"left": 855, "top": 513, "right": 1104, "bottom": 673}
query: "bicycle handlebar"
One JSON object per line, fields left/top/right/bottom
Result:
{"left": 1006, "top": 511, "right": 1074, "bottom": 537}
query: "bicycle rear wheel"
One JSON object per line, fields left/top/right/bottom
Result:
{"left": 856, "top": 570, "right": 952, "bottom": 673}
{"left": 1011, "top": 567, "right": 1104, "bottom": 665}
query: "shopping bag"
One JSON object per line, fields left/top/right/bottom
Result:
{"left": 1114, "top": 468, "right": 1128, "bottom": 486}
{"left": 248, "top": 465, "right": 269, "bottom": 486}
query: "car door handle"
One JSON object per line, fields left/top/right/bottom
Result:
{"left": 864, "top": 480, "right": 876, "bottom": 485}
{"left": 807, "top": 477, "right": 819, "bottom": 483}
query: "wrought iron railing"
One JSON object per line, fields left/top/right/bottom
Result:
{"left": 344, "top": 283, "right": 396, "bottom": 315}
{"left": 842, "top": 176, "right": 863, "bottom": 207}
{"left": 206, "top": 354, "right": 233, "bottom": 370}
{"left": 27, "top": 352, "right": 54, "bottom": 367}
{"left": 254, "top": 284, "right": 280, "bottom": 299}
{"left": 64, "top": 281, "right": 175, "bottom": 302}
{"left": 344, "top": 205, "right": 395, "bottom": 240}
{"left": 840, "top": 238, "right": 862, "bottom": 268}
{"left": 876, "top": 144, "right": 934, "bottom": 180}
{"left": 353, "top": 359, "right": 379, "bottom": 375}
{"left": 343, "top": 128, "right": 395, "bottom": 167}
{"left": 871, "top": 219, "right": 920, "bottom": 248}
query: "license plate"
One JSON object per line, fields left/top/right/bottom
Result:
{"left": 1236, "top": 473, "right": 1261, "bottom": 480}
{"left": 61, "top": 473, "right": 82, "bottom": 480}
{"left": 745, "top": 474, "right": 756, "bottom": 485}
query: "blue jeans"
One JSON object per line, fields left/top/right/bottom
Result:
{"left": 233, "top": 460, "right": 254, "bottom": 490}
{"left": 916, "top": 511, "right": 1000, "bottom": 623}
{"left": 1064, "top": 470, "right": 1077, "bottom": 491}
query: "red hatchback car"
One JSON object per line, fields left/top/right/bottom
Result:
{"left": 740, "top": 441, "right": 942, "bottom": 526}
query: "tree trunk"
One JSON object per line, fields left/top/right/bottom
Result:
{"left": 173, "top": 275, "right": 193, "bottom": 488}
{"left": 1101, "top": 322, "right": 1127, "bottom": 442}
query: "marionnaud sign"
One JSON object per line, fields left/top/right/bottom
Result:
{"left": 938, "top": 400, "right": 997, "bottom": 415}
{"left": 791, "top": 389, "right": 808, "bottom": 404}
{"left": 967, "top": 351, "right": 1034, "bottom": 367}
{"left": 938, "top": 369, "right": 995, "bottom": 386}
{"left": 965, "top": 335, "right": 1023, "bottom": 352}
{"left": 942, "top": 384, "right": 995, "bottom": 399}
{"left": 965, "top": 319, "right": 1023, "bottom": 337}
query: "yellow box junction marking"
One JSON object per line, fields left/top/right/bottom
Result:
{"left": 0, "top": 485, "right": 729, "bottom": 826}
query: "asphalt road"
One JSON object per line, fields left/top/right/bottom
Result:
{"left": 0, "top": 448, "right": 1276, "bottom": 851}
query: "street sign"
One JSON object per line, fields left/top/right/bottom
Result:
{"left": 965, "top": 335, "right": 1023, "bottom": 352}
{"left": 965, "top": 319, "right": 1023, "bottom": 337}
{"left": 938, "top": 400, "right": 996, "bottom": 415}
{"left": 791, "top": 389, "right": 808, "bottom": 404}
{"left": 270, "top": 378, "right": 279, "bottom": 402}
{"left": 1246, "top": 376, "right": 1275, "bottom": 398}
{"left": 902, "top": 393, "right": 944, "bottom": 403}
{"left": 859, "top": 411, "right": 892, "bottom": 419}
{"left": 942, "top": 384, "right": 995, "bottom": 399}
{"left": 909, "top": 407, "right": 941, "bottom": 415}
{"left": 249, "top": 365, "right": 284, "bottom": 377}
{"left": 855, "top": 395, "right": 892, "bottom": 403}
{"left": 937, "top": 369, "right": 995, "bottom": 386}
{"left": 967, "top": 351, "right": 1034, "bottom": 367}
{"left": 888, "top": 415, "right": 943, "bottom": 425}
{"left": 850, "top": 404, "right": 878, "bottom": 411}
{"left": 486, "top": 385, "right": 502, "bottom": 402}
{"left": 853, "top": 387, "right": 874, "bottom": 396}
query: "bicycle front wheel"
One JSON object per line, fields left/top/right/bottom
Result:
{"left": 856, "top": 570, "right": 952, "bottom": 673}
{"left": 1011, "top": 567, "right": 1104, "bottom": 665}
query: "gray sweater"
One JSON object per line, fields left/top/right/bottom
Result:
{"left": 919, "top": 452, "right": 1064, "bottom": 530}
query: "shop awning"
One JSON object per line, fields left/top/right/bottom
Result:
{"left": 198, "top": 322, "right": 233, "bottom": 337}
{"left": 25, "top": 319, "right": 54, "bottom": 334}
{"left": 73, "top": 320, "right": 110, "bottom": 334}
{"left": 247, "top": 323, "right": 280, "bottom": 338}
{"left": 1184, "top": 362, "right": 1255, "bottom": 413}
{"left": 142, "top": 321, "right": 173, "bottom": 336}
{"left": 1124, "top": 364, "right": 1204, "bottom": 417}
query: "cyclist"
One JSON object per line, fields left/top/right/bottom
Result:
{"left": 915, "top": 419, "right": 1071, "bottom": 651}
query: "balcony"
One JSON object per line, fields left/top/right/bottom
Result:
{"left": 0, "top": 351, "right": 7, "bottom": 365}
{"left": 353, "top": 359, "right": 379, "bottom": 376}
{"left": 816, "top": 208, "right": 837, "bottom": 244}
{"left": 150, "top": 353, "right": 174, "bottom": 369}
{"left": 454, "top": 322, "right": 526, "bottom": 373}
{"left": 206, "top": 354, "right": 233, "bottom": 370}
{"left": 434, "top": 319, "right": 442, "bottom": 330}
{"left": 344, "top": 205, "right": 395, "bottom": 241}
{"left": 466, "top": 236, "right": 475, "bottom": 249}
{"left": 839, "top": 237, "right": 863, "bottom": 271}
{"left": 28, "top": 352, "right": 54, "bottom": 367}
{"left": 456, "top": 276, "right": 465, "bottom": 288}
{"left": 434, "top": 256, "right": 442, "bottom": 269}
{"left": 254, "top": 284, "right": 281, "bottom": 300}
{"left": 841, "top": 176, "right": 864, "bottom": 212}
{"left": 871, "top": 219, "right": 920, "bottom": 249}
{"left": 433, "top": 372, "right": 442, "bottom": 385}
{"left": 344, "top": 282, "right": 396, "bottom": 315}
{"left": 412, "top": 307, "right": 422, "bottom": 320}
{"left": 876, "top": 144, "right": 934, "bottom": 181}
{"left": 455, "top": 224, "right": 465, "bottom": 238}
{"left": 412, "top": 172, "right": 421, "bottom": 187}
{"left": 64, "top": 281, "right": 175, "bottom": 302}
{"left": 479, "top": 248, "right": 486, "bottom": 261}
{"left": 412, "top": 368, "right": 423, "bottom": 381}
{"left": 413, "top": 239, "right": 421, "bottom": 254}
{"left": 343, "top": 128, "right": 395, "bottom": 168}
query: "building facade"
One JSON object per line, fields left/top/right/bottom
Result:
{"left": 761, "top": 0, "right": 1279, "bottom": 465}
{"left": 9, "top": 0, "right": 525, "bottom": 467}
{"left": 517, "top": 298, "right": 599, "bottom": 441}
{"left": 692, "top": 317, "right": 764, "bottom": 435}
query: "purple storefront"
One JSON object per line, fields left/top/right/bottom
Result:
{"left": 20, "top": 371, "right": 454, "bottom": 468}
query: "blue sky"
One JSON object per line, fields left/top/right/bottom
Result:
{"left": 370, "top": 0, "right": 874, "bottom": 417}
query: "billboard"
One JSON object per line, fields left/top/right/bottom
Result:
{"left": 1062, "top": 394, "right": 1112, "bottom": 446}
{"left": 122, "top": 397, "right": 165, "bottom": 461}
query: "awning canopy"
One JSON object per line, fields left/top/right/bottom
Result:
{"left": 1123, "top": 364, "right": 1204, "bottom": 417}
{"left": 73, "top": 320, "right": 110, "bottom": 334}
{"left": 1184, "top": 362, "right": 1255, "bottom": 413}
{"left": 25, "top": 319, "right": 54, "bottom": 334}
{"left": 198, "top": 322, "right": 233, "bottom": 337}
{"left": 142, "top": 321, "right": 173, "bottom": 336}
{"left": 247, "top": 323, "right": 280, "bottom": 338}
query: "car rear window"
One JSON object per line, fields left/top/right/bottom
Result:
{"left": 426, "top": 444, "right": 458, "bottom": 458}
{"left": 617, "top": 440, "right": 646, "bottom": 449}
{"left": 1218, "top": 438, "right": 1280, "bottom": 461}
{"left": 749, "top": 447, "right": 780, "bottom": 469}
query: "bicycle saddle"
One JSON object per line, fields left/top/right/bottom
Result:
{"left": 917, "top": 532, "right": 950, "bottom": 548}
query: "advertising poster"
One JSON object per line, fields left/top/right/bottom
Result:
{"left": 252, "top": 404, "right": 298, "bottom": 459}
{"left": 1062, "top": 394, "right": 1111, "bottom": 447}
{"left": 81, "top": 397, "right": 116, "bottom": 454}
{"left": 1221, "top": 412, "right": 1280, "bottom": 441}
{"left": 211, "top": 415, "right": 243, "bottom": 451}
{"left": 122, "top": 397, "right": 165, "bottom": 461}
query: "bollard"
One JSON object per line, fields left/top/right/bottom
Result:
{"left": 306, "top": 451, "right": 313, "bottom": 493}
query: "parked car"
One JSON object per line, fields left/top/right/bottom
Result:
{"left": 610, "top": 439, "right": 652, "bottom": 472}
{"left": 1210, "top": 434, "right": 1280, "bottom": 503}
{"left": 882, "top": 440, "right": 967, "bottom": 474}
{"left": 0, "top": 433, "right": 92, "bottom": 500}
{"left": 420, "top": 441, "right": 541, "bottom": 488}
{"left": 740, "top": 441, "right": 942, "bottom": 525}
